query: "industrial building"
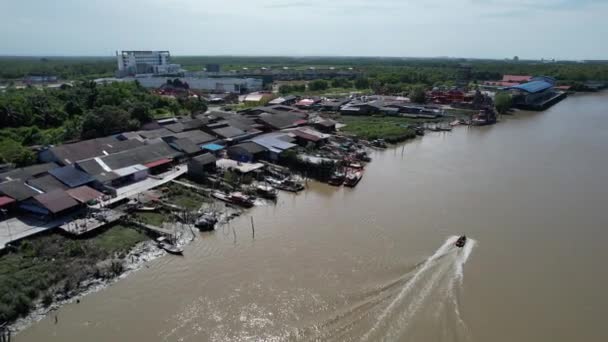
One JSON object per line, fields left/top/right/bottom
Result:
{"left": 116, "top": 50, "right": 182, "bottom": 77}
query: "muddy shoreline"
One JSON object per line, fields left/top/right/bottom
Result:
{"left": 9, "top": 239, "right": 164, "bottom": 334}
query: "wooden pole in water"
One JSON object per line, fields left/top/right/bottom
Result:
{"left": 250, "top": 216, "right": 255, "bottom": 238}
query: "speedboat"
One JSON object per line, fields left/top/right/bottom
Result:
{"left": 455, "top": 235, "right": 467, "bottom": 248}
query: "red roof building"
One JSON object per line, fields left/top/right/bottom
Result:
{"left": 502, "top": 75, "right": 533, "bottom": 83}
{"left": 0, "top": 196, "right": 15, "bottom": 208}
{"left": 66, "top": 186, "right": 104, "bottom": 203}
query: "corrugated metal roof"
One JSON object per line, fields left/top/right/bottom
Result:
{"left": 47, "top": 138, "right": 143, "bottom": 165}
{"left": 190, "top": 153, "right": 217, "bottom": 166}
{"left": 33, "top": 189, "right": 80, "bottom": 214}
{"left": 144, "top": 158, "right": 172, "bottom": 168}
{"left": 251, "top": 133, "right": 296, "bottom": 153}
{"left": 66, "top": 186, "right": 103, "bottom": 203}
{"left": 113, "top": 164, "right": 148, "bottom": 177}
{"left": 0, "top": 181, "right": 40, "bottom": 201}
{"left": 212, "top": 126, "right": 246, "bottom": 139}
{"left": 201, "top": 143, "right": 224, "bottom": 151}
{"left": 100, "top": 142, "right": 182, "bottom": 170}
{"left": 0, "top": 196, "right": 15, "bottom": 207}
{"left": 174, "top": 130, "right": 216, "bottom": 145}
{"left": 49, "top": 166, "right": 94, "bottom": 188}
{"left": 27, "top": 175, "right": 68, "bottom": 192}
{"left": 508, "top": 81, "right": 553, "bottom": 93}
{"left": 0, "top": 162, "right": 59, "bottom": 182}
{"left": 228, "top": 142, "right": 267, "bottom": 155}
{"left": 75, "top": 159, "right": 120, "bottom": 183}
{"left": 169, "top": 138, "right": 201, "bottom": 154}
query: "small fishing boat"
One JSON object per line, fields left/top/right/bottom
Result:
{"left": 328, "top": 172, "right": 346, "bottom": 186}
{"left": 194, "top": 213, "right": 217, "bottom": 231}
{"left": 344, "top": 171, "right": 363, "bottom": 187}
{"left": 229, "top": 192, "right": 255, "bottom": 208}
{"left": 450, "top": 120, "right": 462, "bottom": 126}
{"left": 371, "top": 139, "right": 387, "bottom": 149}
{"left": 156, "top": 236, "right": 184, "bottom": 255}
{"left": 267, "top": 177, "right": 305, "bottom": 192}
{"left": 348, "top": 162, "right": 364, "bottom": 170}
{"left": 256, "top": 184, "right": 278, "bottom": 200}
{"left": 455, "top": 235, "right": 467, "bottom": 248}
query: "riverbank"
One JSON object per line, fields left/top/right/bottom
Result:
{"left": 338, "top": 116, "right": 429, "bottom": 143}
{"left": 0, "top": 224, "right": 154, "bottom": 332}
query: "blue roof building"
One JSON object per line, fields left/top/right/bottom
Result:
{"left": 505, "top": 76, "right": 564, "bottom": 110}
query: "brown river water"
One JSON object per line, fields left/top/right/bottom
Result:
{"left": 16, "top": 92, "right": 608, "bottom": 342}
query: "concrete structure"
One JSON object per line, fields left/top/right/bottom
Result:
{"left": 133, "top": 76, "right": 263, "bottom": 93}
{"left": 116, "top": 50, "right": 181, "bottom": 77}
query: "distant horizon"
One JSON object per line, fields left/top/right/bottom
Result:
{"left": 2, "top": 1, "right": 608, "bottom": 60}
{"left": 0, "top": 54, "right": 604, "bottom": 63}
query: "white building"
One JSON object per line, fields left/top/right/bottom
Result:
{"left": 116, "top": 51, "right": 181, "bottom": 77}
{"left": 133, "top": 76, "right": 263, "bottom": 93}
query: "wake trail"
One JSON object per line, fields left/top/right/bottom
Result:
{"left": 360, "top": 236, "right": 459, "bottom": 341}
{"left": 361, "top": 236, "right": 476, "bottom": 342}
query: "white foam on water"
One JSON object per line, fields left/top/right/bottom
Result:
{"left": 361, "top": 236, "right": 476, "bottom": 342}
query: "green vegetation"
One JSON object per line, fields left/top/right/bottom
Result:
{"left": 339, "top": 116, "right": 423, "bottom": 143}
{"left": 0, "top": 225, "right": 147, "bottom": 323}
{"left": 308, "top": 80, "right": 329, "bottom": 91}
{"left": 134, "top": 212, "right": 166, "bottom": 227}
{"left": 0, "top": 81, "right": 206, "bottom": 166}
{"left": 494, "top": 92, "right": 513, "bottom": 114}
{"left": 165, "top": 184, "right": 209, "bottom": 210}
{"left": 279, "top": 84, "right": 306, "bottom": 94}
{"left": 409, "top": 85, "right": 427, "bottom": 103}
{"left": 0, "top": 56, "right": 114, "bottom": 80}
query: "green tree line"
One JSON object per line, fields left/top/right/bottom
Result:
{"left": 0, "top": 81, "right": 207, "bottom": 166}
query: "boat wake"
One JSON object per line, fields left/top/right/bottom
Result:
{"left": 301, "top": 236, "right": 476, "bottom": 342}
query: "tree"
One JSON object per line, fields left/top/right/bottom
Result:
{"left": 494, "top": 92, "right": 512, "bottom": 114}
{"left": 0, "top": 139, "right": 36, "bottom": 166}
{"left": 129, "top": 102, "right": 153, "bottom": 124}
{"left": 308, "top": 80, "right": 328, "bottom": 91}
{"left": 354, "top": 78, "right": 370, "bottom": 90}
{"left": 179, "top": 97, "right": 208, "bottom": 114}
{"left": 409, "top": 85, "right": 427, "bottom": 103}
{"left": 81, "top": 106, "right": 138, "bottom": 139}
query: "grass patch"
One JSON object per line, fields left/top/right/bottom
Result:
{"left": 133, "top": 212, "right": 166, "bottom": 227}
{"left": 89, "top": 225, "right": 148, "bottom": 254}
{"left": 165, "top": 184, "right": 209, "bottom": 210}
{"left": 0, "top": 224, "right": 148, "bottom": 324}
{"left": 152, "top": 108, "right": 174, "bottom": 118}
{"left": 339, "top": 116, "right": 426, "bottom": 143}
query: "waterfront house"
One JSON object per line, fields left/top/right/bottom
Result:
{"left": 187, "top": 153, "right": 217, "bottom": 181}
{"left": 39, "top": 137, "right": 143, "bottom": 166}
{"left": 0, "top": 163, "right": 59, "bottom": 182}
{"left": 48, "top": 166, "right": 95, "bottom": 189}
{"left": 226, "top": 142, "right": 268, "bottom": 163}
{"left": 256, "top": 112, "right": 307, "bottom": 131}
{"left": 20, "top": 189, "right": 81, "bottom": 219}
{"left": 268, "top": 95, "right": 298, "bottom": 106}
{"left": 26, "top": 175, "right": 68, "bottom": 192}
{"left": 249, "top": 133, "right": 297, "bottom": 161}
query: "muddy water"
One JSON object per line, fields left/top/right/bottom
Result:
{"left": 17, "top": 92, "right": 608, "bottom": 341}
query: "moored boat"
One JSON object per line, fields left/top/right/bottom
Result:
{"left": 229, "top": 192, "right": 255, "bottom": 208}
{"left": 328, "top": 172, "right": 346, "bottom": 186}
{"left": 194, "top": 213, "right": 217, "bottom": 231}
{"left": 211, "top": 191, "right": 254, "bottom": 208}
{"left": 256, "top": 184, "right": 278, "bottom": 200}
{"left": 156, "top": 236, "right": 184, "bottom": 255}
{"left": 344, "top": 171, "right": 363, "bottom": 187}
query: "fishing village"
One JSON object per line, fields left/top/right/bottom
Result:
{"left": 0, "top": 51, "right": 597, "bottom": 336}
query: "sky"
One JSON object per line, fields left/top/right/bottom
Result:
{"left": 0, "top": 0, "right": 607, "bottom": 59}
